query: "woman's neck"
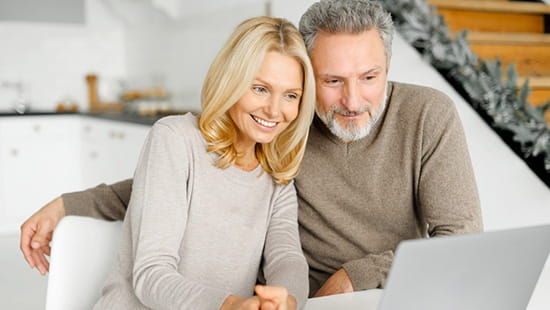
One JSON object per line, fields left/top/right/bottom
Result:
{"left": 233, "top": 141, "right": 259, "bottom": 172}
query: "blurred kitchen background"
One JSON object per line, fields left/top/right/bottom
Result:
{"left": 0, "top": 0, "right": 280, "bottom": 114}
{"left": 0, "top": 0, "right": 309, "bottom": 308}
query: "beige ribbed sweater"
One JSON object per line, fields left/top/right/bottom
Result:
{"left": 86, "top": 114, "right": 309, "bottom": 309}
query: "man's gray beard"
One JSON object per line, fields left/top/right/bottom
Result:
{"left": 317, "top": 87, "right": 388, "bottom": 142}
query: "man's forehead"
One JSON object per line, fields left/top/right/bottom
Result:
{"left": 311, "top": 30, "right": 384, "bottom": 56}
{"left": 310, "top": 30, "right": 387, "bottom": 74}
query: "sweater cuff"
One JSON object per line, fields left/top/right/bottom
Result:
{"left": 341, "top": 250, "right": 394, "bottom": 291}
{"left": 264, "top": 258, "right": 309, "bottom": 310}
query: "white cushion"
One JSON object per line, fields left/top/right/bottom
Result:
{"left": 45, "top": 216, "right": 122, "bottom": 310}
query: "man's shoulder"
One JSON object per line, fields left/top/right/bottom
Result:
{"left": 388, "top": 81, "right": 455, "bottom": 114}
{"left": 390, "top": 81, "right": 452, "bottom": 103}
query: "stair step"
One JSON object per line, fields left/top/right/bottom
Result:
{"left": 466, "top": 31, "right": 550, "bottom": 46}
{"left": 469, "top": 43, "right": 550, "bottom": 76}
{"left": 517, "top": 76, "right": 550, "bottom": 89}
{"left": 428, "top": 0, "right": 550, "bottom": 14}
{"left": 428, "top": 0, "right": 548, "bottom": 33}
{"left": 527, "top": 89, "right": 550, "bottom": 106}
{"left": 517, "top": 77, "right": 550, "bottom": 106}
{"left": 464, "top": 32, "right": 550, "bottom": 76}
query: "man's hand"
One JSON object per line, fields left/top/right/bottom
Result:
{"left": 20, "top": 196, "right": 66, "bottom": 275}
{"left": 313, "top": 268, "right": 353, "bottom": 297}
{"left": 255, "top": 285, "right": 296, "bottom": 310}
{"left": 220, "top": 294, "right": 261, "bottom": 310}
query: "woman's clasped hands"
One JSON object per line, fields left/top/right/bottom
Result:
{"left": 220, "top": 285, "right": 296, "bottom": 310}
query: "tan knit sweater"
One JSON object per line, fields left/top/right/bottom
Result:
{"left": 296, "top": 82, "right": 482, "bottom": 293}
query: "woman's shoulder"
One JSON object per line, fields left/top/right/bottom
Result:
{"left": 149, "top": 113, "right": 204, "bottom": 147}
{"left": 153, "top": 112, "right": 199, "bottom": 132}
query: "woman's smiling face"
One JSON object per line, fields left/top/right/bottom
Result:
{"left": 229, "top": 51, "right": 303, "bottom": 149}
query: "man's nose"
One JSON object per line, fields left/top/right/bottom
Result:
{"left": 341, "top": 82, "right": 361, "bottom": 112}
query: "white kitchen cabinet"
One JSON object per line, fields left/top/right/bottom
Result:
{"left": 80, "top": 117, "right": 150, "bottom": 189}
{"left": 0, "top": 115, "right": 150, "bottom": 233}
{"left": 0, "top": 116, "right": 81, "bottom": 233}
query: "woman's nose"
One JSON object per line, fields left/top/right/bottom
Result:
{"left": 264, "top": 96, "right": 281, "bottom": 118}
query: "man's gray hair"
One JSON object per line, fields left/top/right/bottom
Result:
{"left": 299, "top": 0, "right": 394, "bottom": 64}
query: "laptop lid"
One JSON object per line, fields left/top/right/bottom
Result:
{"left": 378, "top": 224, "right": 550, "bottom": 310}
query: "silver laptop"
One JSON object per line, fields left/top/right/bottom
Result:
{"left": 378, "top": 224, "right": 550, "bottom": 310}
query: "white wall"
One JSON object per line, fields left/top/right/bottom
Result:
{"left": 118, "top": 1, "right": 266, "bottom": 112}
{"left": 0, "top": 0, "right": 267, "bottom": 113}
{"left": 0, "top": 0, "right": 126, "bottom": 112}
{"left": 272, "top": 0, "right": 315, "bottom": 25}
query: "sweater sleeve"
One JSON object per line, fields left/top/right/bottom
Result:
{"left": 418, "top": 95, "right": 483, "bottom": 237}
{"left": 128, "top": 122, "right": 229, "bottom": 310}
{"left": 62, "top": 179, "right": 132, "bottom": 221}
{"left": 341, "top": 251, "right": 393, "bottom": 290}
{"left": 262, "top": 181, "right": 309, "bottom": 309}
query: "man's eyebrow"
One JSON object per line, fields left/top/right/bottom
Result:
{"left": 362, "top": 66, "right": 383, "bottom": 74}
{"left": 317, "top": 66, "right": 383, "bottom": 78}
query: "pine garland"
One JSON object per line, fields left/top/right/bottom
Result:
{"left": 377, "top": 0, "right": 550, "bottom": 184}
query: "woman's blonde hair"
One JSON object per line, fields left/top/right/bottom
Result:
{"left": 199, "top": 16, "right": 315, "bottom": 184}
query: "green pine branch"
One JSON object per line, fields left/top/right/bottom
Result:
{"left": 377, "top": 0, "right": 550, "bottom": 172}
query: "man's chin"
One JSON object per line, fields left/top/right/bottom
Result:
{"left": 335, "top": 118, "right": 369, "bottom": 132}
{"left": 335, "top": 113, "right": 371, "bottom": 125}
{"left": 328, "top": 120, "right": 369, "bottom": 141}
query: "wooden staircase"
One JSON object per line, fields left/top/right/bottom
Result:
{"left": 427, "top": 0, "right": 550, "bottom": 122}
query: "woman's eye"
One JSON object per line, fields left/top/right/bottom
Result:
{"left": 286, "top": 93, "right": 298, "bottom": 100}
{"left": 252, "top": 86, "right": 267, "bottom": 94}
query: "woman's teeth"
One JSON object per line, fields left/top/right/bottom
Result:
{"left": 252, "top": 115, "right": 276, "bottom": 128}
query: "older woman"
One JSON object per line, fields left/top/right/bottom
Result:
{"left": 92, "top": 16, "right": 315, "bottom": 310}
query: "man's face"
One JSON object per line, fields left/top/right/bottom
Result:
{"left": 310, "top": 29, "right": 388, "bottom": 142}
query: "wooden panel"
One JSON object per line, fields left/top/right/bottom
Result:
{"left": 527, "top": 89, "right": 550, "bottom": 106}
{"left": 438, "top": 9, "right": 544, "bottom": 33}
{"left": 466, "top": 32, "right": 550, "bottom": 46}
{"left": 518, "top": 76, "right": 550, "bottom": 89}
{"left": 470, "top": 44, "right": 550, "bottom": 76}
{"left": 517, "top": 77, "right": 549, "bottom": 111}
{"left": 429, "top": 0, "right": 550, "bottom": 14}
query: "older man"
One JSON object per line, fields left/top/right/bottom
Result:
{"left": 21, "top": 0, "right": 482, "bottom": 298}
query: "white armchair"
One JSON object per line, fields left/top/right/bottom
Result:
{"left": 45, "top": 216, "right": 122, "bottom": 310}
